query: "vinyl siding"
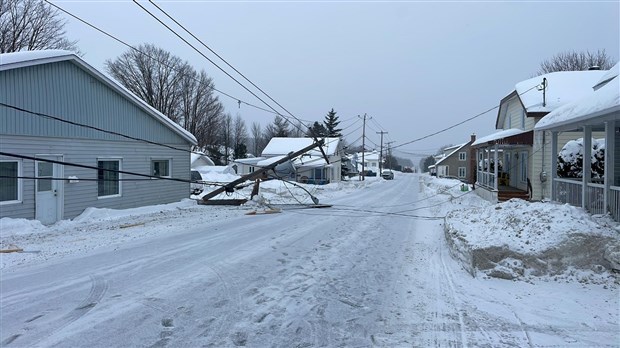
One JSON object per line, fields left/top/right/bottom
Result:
{"left": 504, "top": 100, "right": 524, "bottom": 130}
{"left": 0, "top": 61, "right": 187, "bottom": 145}
{"left": 0, "top": 136, "right": 190, "bottom": 220}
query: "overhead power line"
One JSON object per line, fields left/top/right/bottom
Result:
{"left": 42, "top": 0, "right": 295, "bottom": 121}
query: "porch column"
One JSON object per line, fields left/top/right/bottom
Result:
{"left": 604, "top": 120, "right": 616, "bottom": 213}
{"left": 582, "top": 126, "right": 592, "bottom": 210}
{"left": 551, "top": 131, "right": 558, "bottom": 201}
{"left": 494, "top": 143, "right": 499, "bottom": 191}
{"left": 474, "top": 148, "right": 480, "bottom": 184}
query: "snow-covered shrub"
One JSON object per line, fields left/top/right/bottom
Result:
{"left": 557, "top": 138, "right": 605, "bottom": 179}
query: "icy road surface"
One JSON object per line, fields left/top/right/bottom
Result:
{"left": 1, "top": 175, "right": 617, "bottom": 347}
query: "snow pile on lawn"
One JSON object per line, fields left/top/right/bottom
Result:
{"left": 431, "top": 178, "right": 620, "bottom": 284}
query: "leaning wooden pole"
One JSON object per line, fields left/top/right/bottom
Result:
{"left": 202, "top": 140, "right": 324, "bottom": 202}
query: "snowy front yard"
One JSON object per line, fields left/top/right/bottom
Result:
{"left": 1, "top": 173, "right": 618, "bottom": 347}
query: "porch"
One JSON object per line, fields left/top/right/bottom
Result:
{"left": 534, "top": 71, "right": 619, "bottom": 222}
{"left": 472, "top": 129, "right": 534, "bottom": 203}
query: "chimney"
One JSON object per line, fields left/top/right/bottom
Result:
{"left": 470, "top": 133, "right": 476, "bottom": 144}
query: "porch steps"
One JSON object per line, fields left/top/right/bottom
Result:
{"left": 498, "top": 191, "right": 530, "bottom": 202}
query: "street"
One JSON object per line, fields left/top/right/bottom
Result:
{"left": 1, "top": 175, "right": 617, "bottom": 347}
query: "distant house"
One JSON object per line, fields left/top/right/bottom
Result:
{"left": 191, "top": 152, "right": 215, "bottom": 173}
{"left": 534, "top": 62, "right": 619, "bottom": 221}
{"left": 355, "top": 150, "right": 381, "bottom": 175}
{"left": 472, "top": 69, "right": 608, "bottom": 202}
{"left": 0, "top": 50, "right": 197, "bottom": 224}
{"left": 261, "top": 137, "right": 342, "bottom": 184}
{"left": 434, "top": 135, "right": 476, "bottom": 181}
{"left": 229, "top": 157, "right": 266, "bottom": 176}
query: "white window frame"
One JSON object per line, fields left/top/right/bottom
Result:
{"left": 151, "top": 158, "right": 171, "bottom": 178}
{"left": 520, "top": 151, "right": 528, "bottom": 183}
{"left": 97, "top": 158, "right": 122, "bottom": 199}
{"left": 0, "top": 160, "right": 22, "bottom": 205}
{"left": 458, "top": 152, "right": 467, "bottom": 161}
{"left": 458, "top": 167, "right": 466, "bottom": 178}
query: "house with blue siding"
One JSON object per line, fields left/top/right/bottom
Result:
{"left": 0, "top": 50, "right": 197, "bottom": 224}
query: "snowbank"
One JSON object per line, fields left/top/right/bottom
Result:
{"left": 435, "top": 179, "right": 620, "bottom": 283}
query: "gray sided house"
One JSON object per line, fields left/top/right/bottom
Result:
{"left": 0, "top": 50, "right": 197, "bottom": 224}
{"left": 434, "top": 135, "right": 475, "bottom": 181}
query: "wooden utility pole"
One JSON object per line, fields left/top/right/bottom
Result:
{"left": 359, "top": 114, "right": 369, "bottom": 181}
{"left": 386, "top": 141, "right": 394, "bottom": 170}
{"left": 376, "top": 131, "right": 387, "bottom": 174}
{"left": 202, "top": 140, "right": 324, "bottom": 201}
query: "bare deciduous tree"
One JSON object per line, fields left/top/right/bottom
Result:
{"left": 232, "top": 114, "right": 247, "bottom": 150}
{"left": 264, "top": 115, "right": 290, "bottom": 139}
{"left": 537, "top": 49, "right": 615, "bottom": 75}
{"left": 250, "top": 122, "right": 264, "bottom": 156}
{"left": 105, "top": 44, "right": 190, "bottom": 122}
{"left": 0, "top": 0, "right": 80, "bottom": 53}
{"left": 179, "top": 69, "right": 224, "bottom": 148}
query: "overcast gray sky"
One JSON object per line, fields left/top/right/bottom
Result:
{"left": 57, "top": 0, "right": 619, "bottom": 162}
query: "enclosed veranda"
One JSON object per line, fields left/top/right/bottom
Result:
{"left": 472, "top": 129, "right": 533, "bottom": 202}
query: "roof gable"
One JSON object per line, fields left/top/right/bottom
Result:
{"left": 496, "top": 70, "right": 608, "bottom": 129}
{"left": 261, "top": 137, "right": 341, "bottom": 157}
{"left": 0, "top": 50, "right": 197, "bottom": 145}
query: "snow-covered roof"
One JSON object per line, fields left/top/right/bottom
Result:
{"left": 191, "top": 153, "right": 215, "bottom": 167}
{"left": 515, "top": 70, "right": 608, "bottom": 113}
{"left": 355, "top": 151, "right": 380, "bottom": 162}
{"left": 472, "top": 129, "right": 527, "bottom": 146}
{"left": 231, "top": 157, "right": 266, "bottom": 165}
{"left": 257, "top": 155, "right": 287, "bottom": 167}
{"left": 261, "top": 137, "right": 340, "bottom": 157}
{"left": 593, "top": 62, "right": 619, "bottom": 90}
{"left": 436, "top": 143, "right": 467, "bottom": 165}
{"left": 535, "top": 76, "right": 619, "bottom": 131}
{"left": 0, "top": 50, "right": 197, "bottom": 145}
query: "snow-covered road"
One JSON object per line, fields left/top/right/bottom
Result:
{"left": 1, "top": 174, "right": 617, "bottom": 347}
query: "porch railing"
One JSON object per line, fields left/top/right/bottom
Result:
{"left": 610, "top": 186, "right": 620, "bottom": 222}
{"left": 585, "top": 183, "right": 605, "bottom": 215}
{"left": 554, "top": 178, "right": 582, "bottom": 207}
{"left": 477, "top": 170, "right": 495, "bottom": 189}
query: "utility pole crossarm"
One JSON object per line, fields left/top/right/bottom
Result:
{"left": 202, "top": 140, "right": 324, "bottom": 201}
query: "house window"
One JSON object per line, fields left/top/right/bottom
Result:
{"left": 458, "top": 152, "right": 466, "bottom": 161}
{"left": 520, "top": 109, "right": 526, "bottom": 129}
{"left": 371, "top": 162, "right": 377, "bottom": 167}
{"left": 458, "top": 167, "right": 466, "bottom": 178}
{"left": 151, "top": 159, "right": 170, "bottom": 177}
{"left": 520, "top": 151, "right": 528, "bottom": 182}
{"left": 98, "top": 159, "right": 120, "bottom": 198}
{"left": 249, "top": 166, "right": 255, "bottom": 173}
{"left": 0, "top": 160, "right": 21, "bottom": 204}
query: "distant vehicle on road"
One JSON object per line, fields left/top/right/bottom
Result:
{"left": 381, "top": 169, "right": 394, "bottom": 180}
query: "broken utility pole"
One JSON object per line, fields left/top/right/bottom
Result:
{"left": 202, "top": 139, "right": 325, "bottom": 202}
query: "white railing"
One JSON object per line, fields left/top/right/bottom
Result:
{"left": 554, "top": 178, "right": 582, "bottom": 207}
{"left": 477, "top": 170, "right": 495, "bottom": 189}
{"left": 610, "top": 186, "right": 620, "bottom": 222}
{"left": 585, "top": 183, "right": 605, "bottom": 215}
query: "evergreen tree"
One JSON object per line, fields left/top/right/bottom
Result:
{"left": 265, "top": 115, "right": 290, "bottom": 139}
{"left": 307, "top": 121, "right": 327, "bottom": 138}
{"left": 234, "top": 143, "right": 248, "bottom": 159}
{"left": 323, "top": 108, "right": 342, "bottom": 137}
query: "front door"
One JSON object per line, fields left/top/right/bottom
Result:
{"left": 35, "top": 156, "right": 63, "bottom": 224}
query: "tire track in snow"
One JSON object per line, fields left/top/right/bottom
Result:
{"left": 3, "top": 274, "right": 108, "bottom": 347}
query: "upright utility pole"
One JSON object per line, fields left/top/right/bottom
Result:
{"left": 376, "top": 131, "right": 387, "bottom": 174}
{"left": 386, "top": 141, "right": 394, "bottom": 170}
{"left": 359, "top": 114, "right": 369, "bottom": 181}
